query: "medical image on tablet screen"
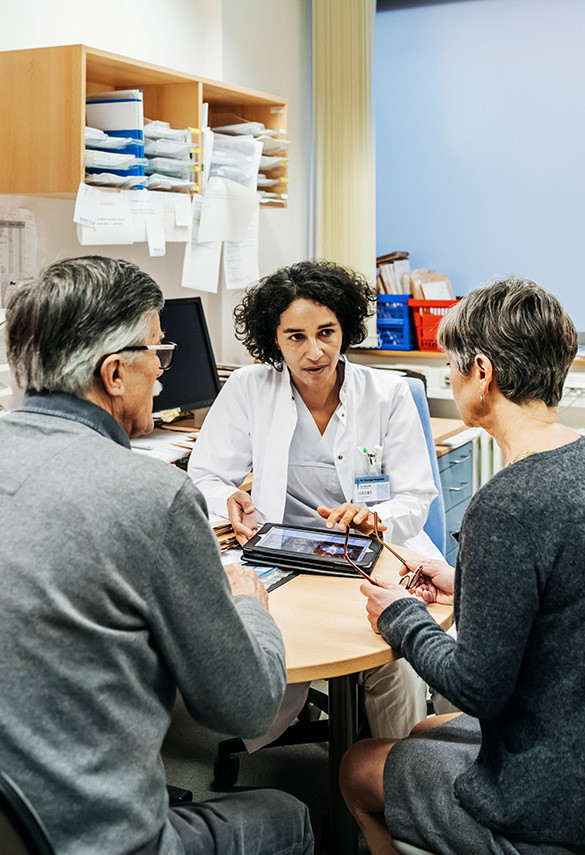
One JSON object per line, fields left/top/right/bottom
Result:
{"left": 258, "top": 526, "right": 371, "bottom": 563}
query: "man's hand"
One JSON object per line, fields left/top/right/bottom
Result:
{"left": 359, "top": 575, "right": 411, "bottom": 634}
{"left": 400, "top": 557, "right": 455, "bottom": 605}
{"left": 317, "top": 503, "right": 387, "bottom": 536}
{"left": 227, "top": 490, "right": 259, "bottom": 545}
{"left": 224, "top": 563, "right": 269, "bottom": 610}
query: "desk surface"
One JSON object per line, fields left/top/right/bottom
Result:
{"left": 430, "top": 417, "right": 466, "bottom": 445}
{"left": 269, "top": 546, "right": 452, "bottom": 683}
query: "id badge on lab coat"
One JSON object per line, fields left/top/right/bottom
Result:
{"left": 354, "top": 474, "right": 391, "bottom": 503}
{"left": 353, "top": 445, "right": 391, "bottom": 504}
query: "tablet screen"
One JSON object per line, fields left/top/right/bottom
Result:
{"left": 257, "top": 525, "right": 371, "bottom": 563}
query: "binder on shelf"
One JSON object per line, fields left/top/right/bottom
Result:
{"left": 86, "top": 90, "right": 145, "bottom": 186}
{"left": 86, "top": 89, "right": 145, "bottom": 145}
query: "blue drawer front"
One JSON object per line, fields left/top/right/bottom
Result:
{"left": 438, "top": 441, "right": 473, "bottom": 474}
{"left": 439, "top": 440, "right": 474, "bottom": 562}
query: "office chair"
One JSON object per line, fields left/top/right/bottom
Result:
{"left": 0, "top": 770, "right": 55, "bottom": 855}
{"left": 404, "top": 376, "right": 446, "bottom": 555}
{"left": 212, "top": 377, "right": 446, "bottom": 789}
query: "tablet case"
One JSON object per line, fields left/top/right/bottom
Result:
{"left": 242, "top": 523, "right": 382, "bottom": 578}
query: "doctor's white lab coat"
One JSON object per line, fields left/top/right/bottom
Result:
{"left": 189, "top": 360, "right": 437, "bottom": 548}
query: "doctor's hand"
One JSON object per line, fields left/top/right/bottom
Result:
{"left": 399, "top": 557, "right": 455, "bottom": 605}
{"left": 317, "top": 503, "right": 387, "bottom": 536}
{"left": 227, "top": 490, "right": 259, "bottom": 545}
{"left": 224, "top": 563, "right": 269, "bottom": 610}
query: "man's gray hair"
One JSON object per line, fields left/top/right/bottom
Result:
{"left": 437, "top": 276, "right": 577, "bottom": 407}
{"left": 7, "top": 256, "right": 164, "bottom": 395}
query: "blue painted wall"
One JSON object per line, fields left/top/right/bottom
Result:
{"left": 375, "top": 0, "right": 585, "bottom": 328}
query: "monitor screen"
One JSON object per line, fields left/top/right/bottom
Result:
{"left": 153, "top": 297, "right": 221, "bottom": 415}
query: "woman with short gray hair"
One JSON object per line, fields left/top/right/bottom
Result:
{"left": 341, "top": 277, "right": 585, "bottom": 855}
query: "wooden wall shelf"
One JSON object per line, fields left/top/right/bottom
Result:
{"left": 0, "top": 44, "right": 288, "bottom": 205}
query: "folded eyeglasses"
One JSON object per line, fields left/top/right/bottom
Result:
{"left": 342, "top": 512, "right": 424, "bottom": 590}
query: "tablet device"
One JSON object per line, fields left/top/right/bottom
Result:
{"left": 242, "top": 523, "right": 382, "bottom": 577}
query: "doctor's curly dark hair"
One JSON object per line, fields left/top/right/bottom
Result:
{"left": 233, "top": 260, "right": 377, "bottom": 366}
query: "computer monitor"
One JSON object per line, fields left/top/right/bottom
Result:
{"left": 153, "top": 297, "right": 221, "bottom": 416}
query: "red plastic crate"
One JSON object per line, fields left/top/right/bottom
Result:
{"left": 407, "top": 299, "right": 460, "bottom": 352}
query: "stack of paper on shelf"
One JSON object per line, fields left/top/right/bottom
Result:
{"left": 376, "top": 251, "right": 411, "bottom": 294}
{"left": 86, "top": 90, "right": 146, "bottom": 188}
{"left": 216, "top": 363, "right": 241, "bottom": 387}
{"left": 409, "top": 269, "right": 454, "bottom": 300}
{"left": 143, "top": 120, "right": 197, "bottom": 192}
{"left": 210, "top": 113, "right": 289, "bottom": 203}
{"left": 208, "top": 133, "right": 262, "bottom": 191}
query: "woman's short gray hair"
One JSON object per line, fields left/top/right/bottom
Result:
{"left": 437, "top": 277, "right": 577, "bottom": 407}
{"left": 7, "top": 256, "right": 164, "bottom": 395}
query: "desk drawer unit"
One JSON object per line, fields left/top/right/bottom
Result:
{"left": 438, "top": 441, "right": 474, "bottom": 564}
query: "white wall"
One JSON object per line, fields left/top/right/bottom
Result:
{"left": 1, "top": 0, "right": 223, "bottom": 81}
{"left": 0, "top": 0, "right": 311, "bottom": 364}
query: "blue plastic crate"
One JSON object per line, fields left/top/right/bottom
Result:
{"left": 376, "top": 294, "right": 416, "bottom": 350}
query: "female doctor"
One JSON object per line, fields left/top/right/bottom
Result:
{"left": 188, "top": 260, "right": 439, "bottom": 743}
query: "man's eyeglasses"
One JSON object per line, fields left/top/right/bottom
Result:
{"left": 342, "top": 512, "right": 424, "bottom": 590}
{"left": 93, "top": 342, "right": 177, "bottom": 377}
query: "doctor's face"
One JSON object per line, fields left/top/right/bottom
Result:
{"left": 275, "top": 298, "right": 343, "bottom": 393}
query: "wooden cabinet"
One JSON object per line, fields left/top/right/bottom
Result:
{"left": 0, "top": 44, "right": 288, "bottom": 205}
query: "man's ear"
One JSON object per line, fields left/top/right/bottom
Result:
{"left": 98, "top": 355, "right": 126, "bottom": 398}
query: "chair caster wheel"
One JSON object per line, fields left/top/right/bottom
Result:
{"left": 212, "top": 754, "right": 240, "bottom": 789}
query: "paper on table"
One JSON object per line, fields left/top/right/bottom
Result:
{"left": 198, "top": 177, "right": 259, "bottom": 243}
{"left": 223, "top": 202, "right": 259, "bottom": 290}
{"left": 181, "top": 194, "right": 222, "bottom": 292}
{"left": 219, "top": 546, "right": 293, "bottom": 593}
{"left": 76, "top": 188, "right": 134, "bottom": 245}
{"left": 130, "top": 428, "right": 193, "bottom": 462}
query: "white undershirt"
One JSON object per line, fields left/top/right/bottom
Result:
{"left": 283, "top": 386, "right": 345, "bottom": 528}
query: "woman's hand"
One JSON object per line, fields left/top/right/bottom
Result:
{"left": 227, "top": 490, "right": 259, "bottom": 545}
{"left": 400, "top": 557, "right": 455, "bottom": 605}
{"left": 317, "top": 503, "right": 387, "bottom": 536}
{"left": 359, "top": 575, "right": 411, "bottom": 634}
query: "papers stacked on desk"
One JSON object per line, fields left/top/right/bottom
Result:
{"left": 212, "top": 520, "right": 240, "bottom": 552}
{"left": 130, "top": 428, "right": 196, "bottom": 463}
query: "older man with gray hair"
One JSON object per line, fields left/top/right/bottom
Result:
{"left": 0, "top": 256, "right": 314, "bottom": 855}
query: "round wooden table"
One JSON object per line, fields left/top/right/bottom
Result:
{"left": 268, "top": 545, "right": 453, "bottom": 855}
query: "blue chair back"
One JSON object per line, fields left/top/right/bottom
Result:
{"left": 405, "top": 377, "right": 446, "bottom": 555}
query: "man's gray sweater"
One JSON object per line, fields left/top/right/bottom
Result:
{"left": 0, "top": 393, "right": 286, "bottom": 855}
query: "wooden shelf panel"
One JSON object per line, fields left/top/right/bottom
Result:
{"left": 0, "top": 44, "right": 288, "bottom": 203}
